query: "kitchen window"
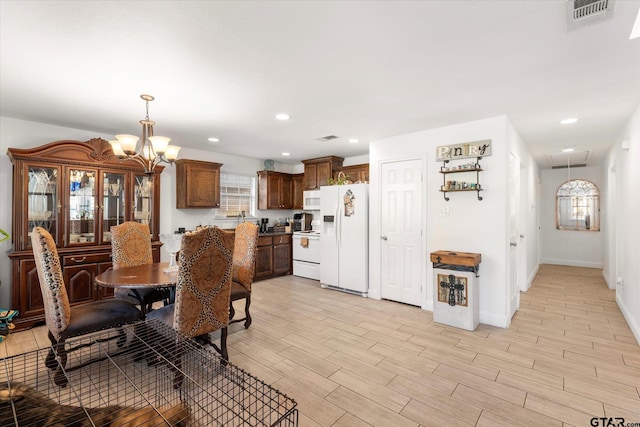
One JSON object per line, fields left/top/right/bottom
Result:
{"left": 218, "top": 174, "right": 257, "bottom": 218}
{"left": 556, "top": 179, "right": 600, "bottom": 231}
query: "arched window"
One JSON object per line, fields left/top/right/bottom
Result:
{"left": 556, "top": 179, "right": 600, "bottom": 231}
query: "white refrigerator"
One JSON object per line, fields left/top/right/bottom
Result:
{"left": 320, "top": 183, "right": 368, "bottom": 296}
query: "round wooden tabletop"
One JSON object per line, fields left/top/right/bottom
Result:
{"left": 95, "top": 262, "right": 177, "bottom": 289}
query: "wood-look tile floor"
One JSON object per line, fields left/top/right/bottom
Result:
{"left": 2, "top": 264, "right": 639, "bottom": 426}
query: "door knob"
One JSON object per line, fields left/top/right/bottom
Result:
{"left": 381, "top": 236, "right": 388, "bottom": 240}
{"left": 510, "top": 242, "right": 517, "bottom": 247}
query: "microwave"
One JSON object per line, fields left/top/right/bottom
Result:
{"left": 303, "top": 190, "right": 321, "bottom": 211}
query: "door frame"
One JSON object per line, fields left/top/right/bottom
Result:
{"left": 368, "top": 154, "right": 427, "bottom": 307}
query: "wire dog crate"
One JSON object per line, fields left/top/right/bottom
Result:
{"left": 1, "top": 319, "right": 298, "bottom": 426}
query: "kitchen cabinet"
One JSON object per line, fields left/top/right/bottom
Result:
{"left": 7, "top": 138, "right": 162, "bottom": 330}
{"left": 302, "top": 156, "right": 344, "bottom": 190}
{"left": 175, "top": 159, "right": 222, "bottom": 208}
{"left": 292, "top": 173, "right": 304, "bottom": 210}
{"left": 254, "top": 234, "right": 292, "bottom": 281}
{"left": 257, "top": 171, "right": 293, "bottom": 209}
{"left": 337, "top": 163, "right": 369, "bottom": 184}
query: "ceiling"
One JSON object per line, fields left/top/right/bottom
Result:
{"left": 1, "top": 1, "right": 638, "bottom": 168}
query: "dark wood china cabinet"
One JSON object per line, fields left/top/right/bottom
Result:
{"left": 7, "top": 138, "right": 163, "bottom": 330}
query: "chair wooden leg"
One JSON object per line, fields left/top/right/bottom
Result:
{"left": 243, "top": 295, "right": 252, "bottom": 329}
{"left": 51, "top": 336, "right": 69, "bottom": 387}
{"left": 221, "top": 327, "right": 228, "bottom": 361}
{"left": 229, "top": 303, "right": 236, "bottom": 321}
{"left": 45, "top": 331, "right": 58, "bottom": 369}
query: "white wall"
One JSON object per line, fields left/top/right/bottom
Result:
{"left": 540, "top": 166, "right": 604, "bottom": 268}
{"left": 603, "top": 104, "right": 640, "bottom": 344}
{"left": 370, "top": 116, "right": 538, "bottom": 328}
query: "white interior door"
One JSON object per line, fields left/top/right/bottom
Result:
{"left": 380, "top": 159, "right": 422, "bottom": 306}
{"left": 509, "top": 152, "right": 520, "bottom": 317}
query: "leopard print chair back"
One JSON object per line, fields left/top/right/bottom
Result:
{"left": 31, "top": 226, "right": 71, "bottom": 338}
{"left": 111, "top": 222, "right": 153, "bottom": 270}
{"left": 232, "top": 222, "right": 259, "bottom": 291}
{"left": 173, "top": 226, "right": 234, "bottom": 338}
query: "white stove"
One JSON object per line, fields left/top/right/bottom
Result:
{"left": 292, "top": 230, "right": 321, "bottom": 280}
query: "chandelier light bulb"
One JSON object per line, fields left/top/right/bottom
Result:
{"left": 149, "top": 135, "right": 170, "bottom": 155}
{"left": 115, "top": 134, "right": 139, "bottom": 154}
{"left": 165, "top": 145, "right": 181, "bottom": 161}
{"left": 108, "top": 140, "right": 126, "bottom": 157}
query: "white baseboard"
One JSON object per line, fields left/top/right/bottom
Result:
{"left": 420, "top": 305, "right": 508, "bottom": 328}
{"left": 616, "top": 293, "right": 640, "bottom": 345}
{"left": 525, "top": 265, "right": 539, "bottom": 292}
{"left": 541, "top": 258, "right": 603, "bottom": 269}
{"left": 479, "top": 311, "right": 510, "bottom": 328}
{"left": 367, "top": 288, "right": 381, "bottom": 300}
{"left": 602, "top": 270, "right": 615, "bottom": 290}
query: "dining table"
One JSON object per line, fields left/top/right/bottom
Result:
{"left": 95, "top": 262, "right": 177, "bottom": 317}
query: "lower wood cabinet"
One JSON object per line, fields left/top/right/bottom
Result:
{"left": 254, "top": 234, "right": 292, "bottom": 281}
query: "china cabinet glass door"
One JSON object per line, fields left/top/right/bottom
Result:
{"left": 68, "top": 168, "right": 97, "bottom": 245}
{"left": 134, "top": 174, "right": 154, "bottom": 229}
{"left": 27, "top": 165, "right": 59, "bottom": 246}
{"left": 102, "top": 171, "right": 126, "bottom": 242}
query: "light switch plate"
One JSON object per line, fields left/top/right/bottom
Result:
{"left": 440, "top": 206, "right": 450, "bottom": 216}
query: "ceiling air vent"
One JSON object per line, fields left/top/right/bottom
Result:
{"left": 317, "top": 135, "right": 339, "bottom": 142}
{"left": 548, "top": 150, "right": 590, "bottom": 168}
{"left": 567, "top": 0, "right": 615, "bottom": 30}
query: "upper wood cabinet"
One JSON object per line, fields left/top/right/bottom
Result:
{"left": 302, "top": 156, "right": 344, "bottom": 190}
{"left": 292, "top": 173, "right": 304, "bottom": 210}
{"left": 7, "top": 138, "right": 163, "bottom": 330}
{"left": 175, "top": 159, "right": 222, "bottom": 208}
{"left": 338, "top": 163, "right": 369, "bottom": 184}
{"left": 257, "top": 171, "right": 293, "bottom": 209}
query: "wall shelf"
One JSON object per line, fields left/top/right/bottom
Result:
{"left": 439, "top": 157, "right": 483, "bottom": 201}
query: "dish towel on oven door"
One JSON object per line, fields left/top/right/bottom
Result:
{"left": 300, "top": 237, "right": 309, "bottom": 248}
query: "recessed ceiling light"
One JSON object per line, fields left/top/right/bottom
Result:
{"left": 281, "top": 152, "right": 290, "bottom": 156}
{"left": 562, "top": 147, "right": 575, "bottom": 152}
{"left": 275, "top": 113, "right": 290, "bottom": 121}
{"left": 208, "top": 137, "right": 220, "bottom": 142}
{"left": 348, "top": 138, "right": 359, "bottom": 143}
{"left": 560, "top": 118, "right": 578, "bottom": 125}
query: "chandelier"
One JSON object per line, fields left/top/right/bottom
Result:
{"left": 109, "top": 94, "right": 180, "bottom": 174}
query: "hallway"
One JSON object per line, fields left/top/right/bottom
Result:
{"left": 2, "top": 264, "right": 639, "bottom": 426}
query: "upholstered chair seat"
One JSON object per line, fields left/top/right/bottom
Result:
{"left": 111, "top": 221, "right": 168, "bottom": 315}
{"left": 229, "top": 222, "right": 259, "bottom": 329}
{"left": 30, "top": 226, "right": 141, "bottom": 386}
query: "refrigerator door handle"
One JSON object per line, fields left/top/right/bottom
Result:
{"left": 335, "top": 203, "right": 340, "bottom": 247}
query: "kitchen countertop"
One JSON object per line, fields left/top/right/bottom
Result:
{"left": 258, "top": 231, "right": 292, "bottom": 237}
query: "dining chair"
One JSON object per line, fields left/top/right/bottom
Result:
{"left": 229, "top": 222, "right": 259, "bottom": 329}
{"left": 30, "top": 226, "right": 142, "bottom": 386}
{"left": 145, "top": 226, "right": 234, "bottom": 386}
{"left": 111, "top": 221, "right": 168, "bottom": 315}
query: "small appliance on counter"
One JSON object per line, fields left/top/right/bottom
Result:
{"left": 293, "top": 213, "right": 312, "bottom": 232}
{"left": 259, "top": 218, "right": 269, "bottom": 234}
